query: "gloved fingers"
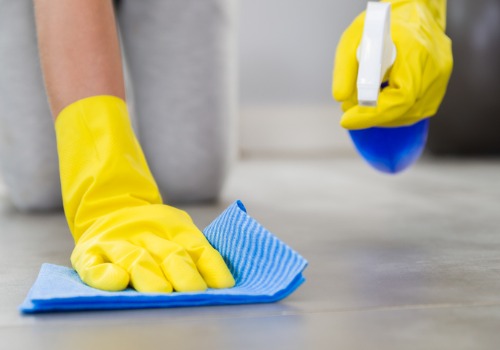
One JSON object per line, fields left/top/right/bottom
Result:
{"left": 80, "top": 263, "right": 130, "bottom": 291}
{"left": 397, "top": 75, "right": 448, "bottom": 125}
{"left": 166, "top": 230, "right": 235, "bottom": 289}
{"left": 161, "top": 252, "right": 208, "bottom": 292}
{"left": 340, "top": 33, "right": 424, "bottom": 129}
{"left": 408, "top": 48, "right": 453, "bottom": 120}
{"left": 96, "top": 241, "right": 172, "bottom": 293}
{"left": 129, "top": 262, "right": 173, "bottom": 293}
{"left": 332, "top": 13, "right": 365, "bottom": 102}
{"left": 340, "top": 86, "right": 416, "bottom": 129}
{"left": 341, "top": 93, "right": 358, "bottom": 113}
{"left": 130, "top": 232, "right": 189, "bottom": 263}
{"left": 72, "top": 252, "right": 130, "bottom": 291}
{"left": 113, "top": 242, "right": 172, "bottom": 293}
{"left": 132, "top": 233, "right": 208, "bottom": 292}
{"left": 396, "top": 90, "right": 438, "bottom": 126}
{"left": 195, "top": 246, "right": 235, "bottom": 289}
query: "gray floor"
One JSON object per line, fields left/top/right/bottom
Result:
{"left": 2, "top": 157, "right": 500, "bottom": 349}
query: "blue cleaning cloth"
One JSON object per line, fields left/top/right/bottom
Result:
{"left": 20, "top": 200, "right": 307, "bottom": 313}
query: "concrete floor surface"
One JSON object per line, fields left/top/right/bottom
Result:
{"left": 2, "top": 157, "right": 500, "bottom": 349}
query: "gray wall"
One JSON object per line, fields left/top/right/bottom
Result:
{"left": 239, "top": 0, "right": 367, "bottom": 106}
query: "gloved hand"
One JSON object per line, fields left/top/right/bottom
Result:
{"left": 332, "top": 0, "right": 453, "bottom": 129}
{"left": 55, "top": 95, "right": 235, "bottom": 292}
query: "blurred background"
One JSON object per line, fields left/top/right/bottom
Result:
{"left": 238, "top": 0, "right": 365, "bottom": 158}
{"left": 238, "top": 0, "right": 500, "bottom": 158}
{"left": 2, "top": 1, "right": 500, "bottom": 347}
{"left": 1, "top": 0, "right": 499, "bottom": 193}
{"left": 0, "top": 0, "right": 369, "bottom": 196}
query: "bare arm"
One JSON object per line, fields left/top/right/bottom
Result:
{"left": 34, "top": 0, "right": 125, "bottom": 118}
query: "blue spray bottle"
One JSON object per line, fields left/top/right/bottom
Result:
{"left": 349, "top": 2, "right": 429, "bottom": 174}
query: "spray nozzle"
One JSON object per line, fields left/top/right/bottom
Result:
{"left": 356, "top": 2, "right": 396, "bottom": 107}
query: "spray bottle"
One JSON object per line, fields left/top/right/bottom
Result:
{"left": 348, "top": 2, "right": 429, "bottom": 174}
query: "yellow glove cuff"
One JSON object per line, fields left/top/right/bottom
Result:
{"left": 382, "top": 0, "right": 447, "bottom": 30}
{"left": 55, "top": 95, "right": 162, "bottom": 242}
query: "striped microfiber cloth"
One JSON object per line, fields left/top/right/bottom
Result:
{"left": 20, "top": 200, "right": 307, "bottom": 313}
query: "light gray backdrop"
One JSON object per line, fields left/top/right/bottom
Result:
{"left": 238, "top": 0, "right": 367, "bottom": 156}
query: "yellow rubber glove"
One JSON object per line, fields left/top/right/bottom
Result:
{"left": 332, "top": 0, "right": 453, "bottom": 129}
{"left": 55, "top": 95, "right": 235, "bottom": 293}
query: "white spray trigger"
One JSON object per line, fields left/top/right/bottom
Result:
{"left": 356, "top": 2, "right": 396, "bottom": 107}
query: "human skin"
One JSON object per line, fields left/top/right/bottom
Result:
{"left": 34, "top": 0, "right": 125, "bottom": 119}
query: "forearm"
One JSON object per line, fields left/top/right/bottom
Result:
{"left": 34, "top": 0, "right": 125, "bottom": 118}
